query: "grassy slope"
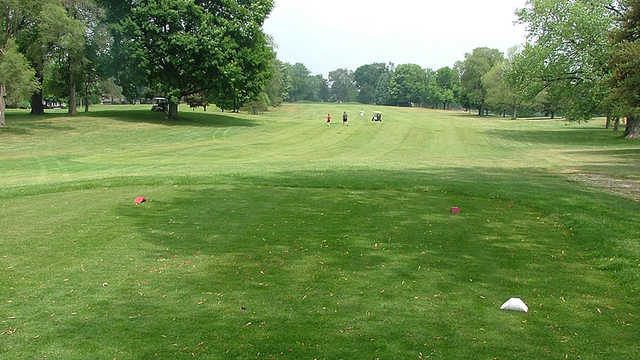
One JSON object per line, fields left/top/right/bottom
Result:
{"left": 0, "top": 104, "right": 639, "bottom": 359}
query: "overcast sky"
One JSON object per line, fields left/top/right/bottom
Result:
{"left": 263, "top": 0, "right": 529, "bottom": 76}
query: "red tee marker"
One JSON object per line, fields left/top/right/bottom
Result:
{"left": 450, "top": 207, "right": 460, "bottom": 214}
{"left": 135, "top": 196, "right": 147, "bottom": 204}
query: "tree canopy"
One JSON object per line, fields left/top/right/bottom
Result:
{"left": 1, "top": 0, "right": 639, "bottom": 138}
{"left": 111, "top": 0, "right": 273, "bottom": 117}
{"left": 0, "top": 0, "right": 41, "bottom": 126}
{"left": 460, "top": 47, "right": 503, "bottom": 116}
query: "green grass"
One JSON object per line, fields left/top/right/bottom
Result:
{"left": 1, "top": 104, "right": 639, "bottom": 359}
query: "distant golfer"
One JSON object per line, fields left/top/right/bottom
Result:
{"left": 327, "top": 113, "right": 331, "bottom": 127}
{"left": 343, "top": 111, "right": 348, "bottom": 126}
{"left": 360, "top": 110, "right": 365, "bottom": 117}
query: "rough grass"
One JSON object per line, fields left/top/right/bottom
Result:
{"left": 1, "top": 104, "right": 639, "bottom": 359}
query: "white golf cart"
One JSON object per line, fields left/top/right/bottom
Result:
{"left": 151, "top": 97, "right": 168, "bottom": 112}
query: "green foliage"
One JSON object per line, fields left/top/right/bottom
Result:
{"left": 328, "top": 68, "right": 357, "bottom": 102}
{"left": 0, "top": 40, "right": 39, "bottom": 105}
{"left": 435, "top": 66, "right": 458, "bottom": 109}
{"left": 608, "top": 0, "right": 640, "bottom": 111}
{"left": 308, "top": 74, "right": 330, "bottom": 102}
{"left": 606, "top": 0, "right": 640, "bottom": 138}
{"left": 513, "top": 0, "right": 616, "bottom": 121}
{"left": 485, "top": 48, "right": 536, "bottom": 118}
{"left": 263, "top": 59, "right": 286, "bottom": 107}
{"left": 43, "top": 61, "right": 68, "bottom": 100}
{"left": 100, "top": 78, "right": 123, "bottom": 101}
{"left": 38, "top": 1, "right": 86, "bottom": 69}
{"left": 284, "top": 63, "right": 311, "bottom": 102}
{"left": 460, "top": 47, "right": 504, "bottom": 115}
{"left": 242, "top": 92, "right": 270, "bottom": 115}
{"left": 388, "top": 63, "right": 427, "bottom": 107}
{"left": 354, "top": 63, "right": 388, "bottom": 104}
{"left": 374, "top": 69, "right": 393, "bottom": 105}
{"left": 483, "top": 61, "right": 511, "bottom": 115}
{"left": 116, "top": 0, "right": 273, "bottom": 116}
{"left": 283, "top": 63, "right": 329, "bottom": 102}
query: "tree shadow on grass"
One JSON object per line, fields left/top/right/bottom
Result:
{"left": 567, "top": 148, "right": 640, "bottom": 158}
{"left": 448, "top": 112, "right": 557, "bottom": 121}
{"left": 486, "top": 128, "right": 631, "bottom": 147}
{"left": 561, "top": 148, "right": 640, "bottom": 177}
{"left": 2, "top": 113, "right": 76, "bottom": 135}
{"left": 84, "top": 109, "right": 260, "bottom": 128}
{"left": 103, "top": 167, "right": 640, "bottom": 359}
{"left": 2, "top": 109, "right": 259, "bottom": 136}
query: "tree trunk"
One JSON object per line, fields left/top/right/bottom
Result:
{"left": 31, "top": 72, "right": 45, "bottom": 115}
{"left": 168, "top": 103, "right": 178, "bottom": 119}
{"left": 511, "top": 107, "right": 517, "bottom": 120}
{"left": 478, "top": 106, "right": 482, "bottom": 116}
{"left": 0, "top": 83, "right": 6, "bottom": 127}
{"left": 68, "top": 71, "right": 77, "bottom": 116}
{"left": 84, "top": 80, "right": 89, "bottom": 112}
{"left": 550, "top": 111, "right": 555, "bottom": 119}
{"left": 613, "top": 117, "right": 620, "bottom": 132}
{"left": 31, "top": 91, "right": 44, "bottom": 114}
{"left": 233, "top": 90, "right": 238, "bottom": 113}
{"left": 606, "top": 116, "right": 611, "bottom": 129}
{"left": 625, "top": 116, "right": 639, "bottom": 139}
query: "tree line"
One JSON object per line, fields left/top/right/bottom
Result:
{"left": 1, "top": 0, "right": 638, "bottom": 138}
{"left": 0, "top": 0, "right": 276, "bottom": 126}
{"left": 270, "top": 0, "right": 639, "bottom": 139}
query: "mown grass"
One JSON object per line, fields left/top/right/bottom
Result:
{"left": 1, "top": 104, "right": 639, "bottom": 359}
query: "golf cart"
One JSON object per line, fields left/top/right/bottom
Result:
{"left": 371, "top": 111, "right": 383, "bottom": 122}
{"left": 151, "top": 97, "right": 168, "bottom": 112}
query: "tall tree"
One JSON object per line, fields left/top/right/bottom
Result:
{"left": 608, "top": 0, "right": 640, "bottom": 139}
{"left": 0, "top": 41, "right": 38, "bottom": 127}
{"left": 49, "top": 0, "right": 109, "bottom": 114}
{"left": 328, "top": 68, "right": 357, "bottom": 103}
{"left": 486, "top": 47, "right": 533, "bottom": 119}
{"left": 374, "top": 69, "right": 393, "bottom": 106}
{"left": 388, "top": 64, "right": 427, "bottom": 107}
{"left": 483, "top": 61, "right": 512, "bottom": 117}
{"left": 0, "top": 0, "right": 39, "bottom": 126}
{"left": 460, "top": 47, "right": 503, "bottom": 116}
{"left": 207, "top": 33, "right": 274, "bottom": 113}
{"left": 263, "top": 59, "right": 287, "bottom": 107}
{"left": 285, "top": 63, "right": 312, "bottom": 102}
{"left": 513, "top": 0, "right": 617, "bottom": 121}
{"left": 435, "top": 66, "right": 457, "bottom": 109}
{"left": 20, "top": 1, "right": 85, "bottom": 115}
{"left": 354, "top": 63, "right": 387, "bottom": 104}
{"left": 115, "top": 0, "right": 274, "bottom": 118}
{"left": 309, "top": 74, "right": 329, "bottom": 102}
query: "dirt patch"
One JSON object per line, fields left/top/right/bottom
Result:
{"left": 568, "top": 172, "right": 640, "bottom": 202}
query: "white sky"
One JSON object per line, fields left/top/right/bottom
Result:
{"left": 263, "top": 0, "right": 529, "bottom": 76}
